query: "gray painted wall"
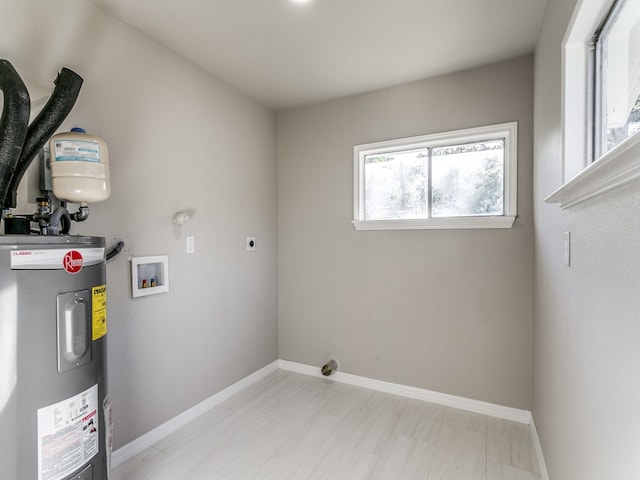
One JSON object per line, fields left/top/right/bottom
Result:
{"left": 534, "top": 1, "right": 640, "bottom": 478}
{"left": 277, "top": 57, "right": 534, "bottom": 410}
{"left": 0, "top": 0, "right": 278, "bottom": 449}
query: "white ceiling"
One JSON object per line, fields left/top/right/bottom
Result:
{"left": 87, "top": 0, "right": 547, "bottom": 110}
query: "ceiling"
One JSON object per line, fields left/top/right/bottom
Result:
{"left": 87, "top": 0, "right": 547, "bottom": 110}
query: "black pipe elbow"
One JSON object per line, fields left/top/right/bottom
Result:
{"left": 106, "top": 241, "right": 125, "bottom": 261}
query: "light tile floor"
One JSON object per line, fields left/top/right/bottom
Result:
{"left": 111, "top": 370, "right": 541, "bottom": 480}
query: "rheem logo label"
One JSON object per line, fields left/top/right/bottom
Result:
{"left": 63, "top": 250, "right": 84, "bottom": 274}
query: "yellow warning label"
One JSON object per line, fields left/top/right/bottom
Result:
{"left": 92, "top": 285, "right": 107, "bottom": 340}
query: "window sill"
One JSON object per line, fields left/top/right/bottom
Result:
{"left": 352, "top": 216, "right": 516, "bottom": 230}
{"left": 546, "top": 133, "right": 640, "bottom": 209}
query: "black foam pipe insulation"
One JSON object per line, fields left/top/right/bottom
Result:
{"left": 0, "top": 60, "right": 30, "bottom": 209}
{"left": 4, "top": 67, "right": 83, "bottom": 209}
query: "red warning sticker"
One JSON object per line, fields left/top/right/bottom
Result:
{"left": 63, "top": 250, "right": 84, "bottom": 274}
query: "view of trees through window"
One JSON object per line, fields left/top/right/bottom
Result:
{"left": 364, "top": 139, "right": 505, "bottom": 220}
{"left": 607, "top": 96, "right": 640, "bottom": 151}
{"left": 597, "top": 0, "right": 640, "bottom": 156}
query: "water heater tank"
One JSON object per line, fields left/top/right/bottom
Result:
{"left": 0, "top": 235, "right": 110, "bottom": 480}
{"left": 49, "top": 128, "right": 110, "bottom": 204}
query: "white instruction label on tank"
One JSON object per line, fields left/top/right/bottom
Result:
{"left": 37, "top": 384, "right": 99, "bottom": 480}
{"left": 53, "top": 140, "right": 101, "bottom": 163}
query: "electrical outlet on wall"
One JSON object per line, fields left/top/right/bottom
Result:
{"left": 246, "top": 236, "right": 256, "bottom": 251}
{"left": 564, "top": 232, "right": 571, "bottom": 267}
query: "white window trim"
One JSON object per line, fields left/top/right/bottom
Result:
{"left": 546, "top": 130, "right": 640, "bottom": 208}
{"left": 547, "top": 0, "right": 640, "bottom": 209}
{"left": 353, "top": 122, "right": 518, "bottom": 230}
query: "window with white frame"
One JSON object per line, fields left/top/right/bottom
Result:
{"left": 353, "top": 122, "right": 517, "bottom": 230}
{"left": 593, "top": 0, "right": 640, "bottom": 158}
{"left": 546, "top": 0, "right": 640, "bottom": 209}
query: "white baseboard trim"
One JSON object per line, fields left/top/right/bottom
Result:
{"left": 110, "top": 360, "right": 279, "bottom": 469}
{"left": 530, "top": 415, "right": 550, "bottom": 480}
{"left": 278, "top": 359, "right": 532, "bottom": 424}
